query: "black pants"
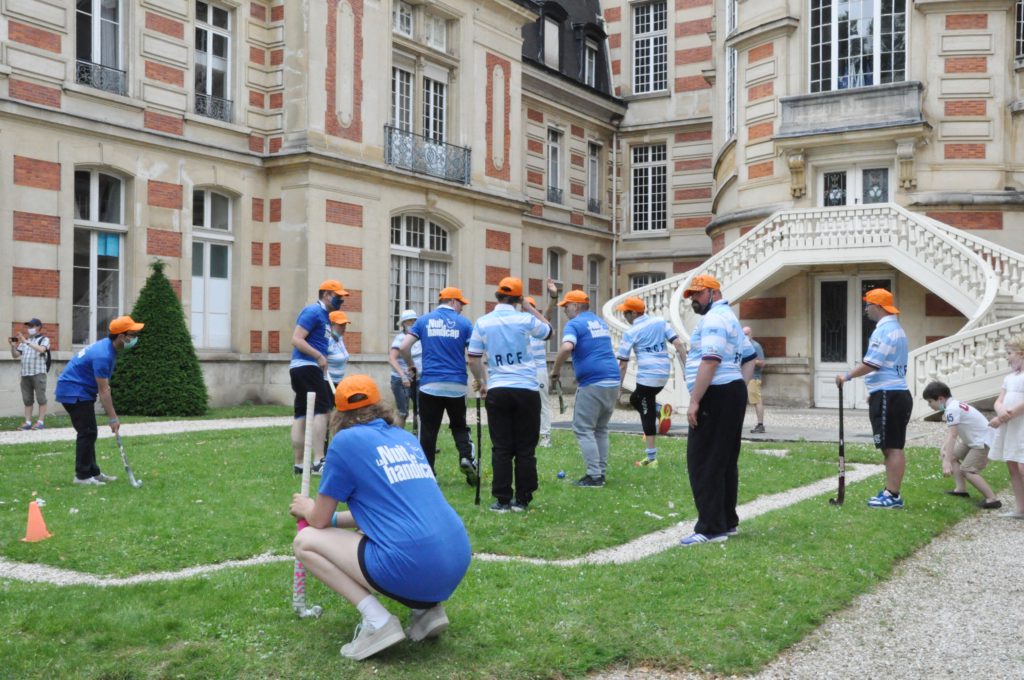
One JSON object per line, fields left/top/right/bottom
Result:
{"left": 63, "top": 400, "right": 100, "bottom": 480}
{"left": 418, "top": 391, "right": 473, "bottom": 470}
{"left": 630, "top": 384, "right": 664, "bottom": 436}
{"left": 686, "top": 380, "right": 747, "bottom": 535}
{"left": 486, "top": 387, "right": 541, "bottom": 504}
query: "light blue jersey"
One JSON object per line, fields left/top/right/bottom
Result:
{"left": 684, "top": 300, "right": 754, "bottom": 392}
{"left": 616, "top": 314, "right": 677, "bottom": 388}
{"left": 468, "top": 304, "right": 551, "bottom": 390}
{"left": 390, "top": 331, "right": 423, "bottom": 378}
{"left": 563, "top": 311, "right": 620, "bottom": 388}
{"left": 326, "top": 334, "right": 348, "bottom": 384}
{"left": 530, "top": 336, "right": 547, "bottom": 371}
{"left": 862, "top": 315, "right": 909, "bottom": 393}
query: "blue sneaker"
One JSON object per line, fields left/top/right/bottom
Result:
{"left": 679, "top": 532, "right": 729, "bottom": 546}
{"left": 867, "top": 490, "right": 904, "bottom": 509}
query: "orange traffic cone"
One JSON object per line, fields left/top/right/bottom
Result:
{"left": 21, "top": 500, "right": 52, "bottom": 542}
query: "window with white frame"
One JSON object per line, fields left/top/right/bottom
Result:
{"left": 425, "top": 13, "right": 448, "bottom": 52}
{"left": 191, "top": 189, "right": 233, "bottom": 349}
{"left": 820, "top": 165, "right": 891, "bottom": 207}
{"left": 631, "top": 144, "right": 667, "bottom": 232}
{"left": 630, "top": 272, "right": 665, "bottom": 289}
{"left": 725, "top": 48, "right": 737, "bottom": 139}
{"left": 633, "top": 1, "right": 667, "bottom": 94}
{"left": 423, "top": 76, "right": 447, "bottom": 143}
{"left": 547, "top": 128, "right": 563, "bottom": 203}
{"left": 1017, "top": 1, "right": 1023, "bottom": 60}
{"left": 810, "top": 0, "right": 906, "bottom": 93}
{"left": 584, "top": 42, "right": 598, "bottom": 86}
{"left": 727, "top": 0, "right": 738, "bottom": 34}
{"left": 587, "top": 142, "right": 602, "bottom": 212}
{"left": 195, "top": 1, "right": 233, "bottom": 122}
{"left": 544, "top": 18, "right": 560, "bottom": 69}
{"left": 75, "top": 0, "right": 125, "bottom": 94}
{"left": 547, "top": 249, "right": 563, "bottom": 350}
{"left": 391, "top": 67, "right": 413, "bottom": 131}
{"left": 587, "top": 257, "right": 601, "bottom": 309}
{"left": 393, "top": 1, "right": 413, "bottom": 37}
{"left": 73, "top": 169, "right": 126, "bottom": 345}
{"left": 390, "top": 215, "right": 450, "bottom": 329}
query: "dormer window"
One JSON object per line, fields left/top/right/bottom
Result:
{"left": 584, "top": 42, "right": 598, "bottom": 86}
{"left": 544, "top": 18, "right": 560, "bottom": 69}
{"left": 425, "top": 13, "right": 448, "bottom": 52}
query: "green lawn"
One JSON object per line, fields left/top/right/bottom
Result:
{"left": 0, "top": 425, "right": 1005, "bottom": 679}
{"left": 0, "top": 402, "right": 291, "bottom": 432}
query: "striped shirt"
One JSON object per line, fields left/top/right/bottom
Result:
{"left": 530, "top": 336, "right": 547, "bottom": 373}
{"left": 684, "top": 299, "right": 753, "bottom": 392}
{"left": 16, "top": 336, "right": 49, "bottom": 376}
{"left": 389, "top": 331, "right": 423, "bottom": 378}
{"left": 616, "top": 314, "right": 677, "bottom": 388}
{"left": 468, "top": 304, "right": 551, "bottom": 390}
{"left": 326, "top": 334, "right": 348, "bottom": 385}
{"left": 862, "top": 315, "right": 909, "bottom": 393}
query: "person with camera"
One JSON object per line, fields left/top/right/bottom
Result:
{"left": 9, "top": 318, "right": 50, "bottom": 430}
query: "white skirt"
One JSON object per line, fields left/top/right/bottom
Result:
{"left": 989, "top": 391, "right": 1024, "bottom": 463}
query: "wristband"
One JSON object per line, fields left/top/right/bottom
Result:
{"left": 843, "top": 373, "right": 851, "bottom": 381}
{"left": 331, "top": 512, "right": 338, "bottom": 528}
{"left": 108, "top": 417, "right": 119, "bottom": 424}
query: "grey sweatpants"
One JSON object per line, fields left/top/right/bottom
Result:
{"left": 572, "top": 385, "right": 619, "bottom": 478}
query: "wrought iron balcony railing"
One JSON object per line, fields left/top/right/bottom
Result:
{"left": 384, "top": 125, "right": 471, "bottom": 184}
{"left": 195, "top": 93, "right": 233, "bottom": 123}
{"left": 588, "top": 198, "right": 602, "bottom": 214}
{"left": 76, "top": 60, "right": 127, "bottom": 96}
{"left": 547, "top": 186, "right": 564, "bottom": 204}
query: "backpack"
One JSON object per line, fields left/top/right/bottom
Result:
{"left": 44, "top": 347, "right": 52, "bottom": 372}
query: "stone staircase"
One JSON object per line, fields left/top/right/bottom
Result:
{"left": 604, "top": 204, "right": 1024, "bottom": 418}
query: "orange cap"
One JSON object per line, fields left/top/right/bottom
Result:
{"left": 439, "top": 287, "right": 470, "bottom": 305}
{"left": 319, "top": 280, "right": 350, "bottom": 295}
{"left": 558, "top": 290, "right": 590, "bottom": 307}
{"left": 616, "top": 296, "right": 646, "bottom": 314}
{"left": 334, "top": 375, "right": 381, "bottom": 412}
{"left": 683, "top": 274, "right": 722, "bottom": 299}
{"left": 496, "top": 277, "right": 524, "bottom": 297}
{"left": 863, "top": 288, "right": 899, "bottom": 314}
{"left": 109, "top": 316, "right": 144, "bottom": 334}
{"left": 329, "top": 310, "right": 351, "bottom": 325}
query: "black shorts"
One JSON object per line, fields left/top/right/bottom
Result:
{"left": 868, "top": 389, "right": 913, "bottom": 450}
{"left": 290, "top": 365, "right": 333, "bottom": 417}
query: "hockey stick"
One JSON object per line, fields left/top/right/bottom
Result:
{"left": 293, "top": 391, "right": 323, "bottom": 619}
{"left": 829, "top": 382, "right": 846, "bottom": 506}
{"left": 555, "top": 378, "right": 566, "bottom": 414}
{"left": 114, "top": 433, "right": 143, "bottom": 488}
{"left": 474, "top": 396, "right": 482, "bottom": 506}
{"left": 411, "top": 378, "right": 419, "bottom": 438}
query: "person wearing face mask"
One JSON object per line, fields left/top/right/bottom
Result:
{"left": 679, "top": 274, "right": 756, "bottom": 546}
{"left": 55, "top": 315, "right": 144, "bottom": 486}
{"left": 290, "top": 280, "right": 350, "bottom": 476}
{"left": 9, "top": 318, "right": 50, "bottom": 430}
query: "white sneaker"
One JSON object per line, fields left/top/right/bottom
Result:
{"left": 405, "top": 604, "right": 449, "bottom": 641}
{"left": 340, "top": 615, "right": 405, "bottom": 660}
{"left": 95, "top": 472, "right": 118, "bottom": 483}
{"left": 538, "top": 435, "right": 551, "bottom": 448}
{"left": 73, "top": 476, "right": 105, "bottom": 486}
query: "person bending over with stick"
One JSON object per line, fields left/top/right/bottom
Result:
{"left": 290, "top": 375, "right": 471, "bottom": 661}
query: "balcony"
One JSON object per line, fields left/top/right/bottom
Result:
{"left": 195, "top": 93, "right": 233, "bottom": 123}
{"left": 588, "top": 198, "right": 601, "bottom": 214}
{"left": 76, "top": 60, "right": 127, "bottom": 97}
{"left": 384, "top": 125, "right": 471, "bottom": 185}
{"left": 547, "top": 186, "right": 564, "bottom": 204}
{"left": 777, "top": 81, "right": 925, "bottom": 140}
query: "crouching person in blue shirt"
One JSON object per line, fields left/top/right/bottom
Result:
{"left": 289, "top": 375, "right": 472, "bottom": 661}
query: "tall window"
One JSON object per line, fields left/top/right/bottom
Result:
{"left": 547, "top": 129, "right": 564, "bottom": 203}
{"left": 544, "top": 18, "right": 561, "bottom": 69}
{"left": 391, "top": 67, "right": 413, "bottom": 131}
{"left": 76, "top": 0, "right": 125, "bottom": 95}
{"left": 630, "top": 272, "right": 665, "bottom": 289}
{"left": 584, "top": 42, "right": 598, "bottom": 86}
{"left": 548, "top": 249, "right": 563, "bottom": 350}
{"left": 587, "top": 257, "right": 601, "bottom": 309}
{"left": 73, "top": 170, "right": 125, "bottom": 345}
{"left": 633, "top": 1, "right": 667, "bottom": 94}
{"left": 191, "top": 189, "right": 232, "bottom": 348}
{"left": 1017, "top": 1, "right": 1024, "bottom": 60}
{"left": 631, "top": 144, "right": 667, "bottom": 232}
{"left": 393, "top": 1, "right": 413, "bottom": 37}
{"left": 587, "top": 142, "right": 602, "bottom": 213}
{"left": 810, "top": 0, "right": 906, "bottom": 93}
{"left": 195, "top": 1, "right": 233, "bottom": 122}
{"left": 390, "top": 215, "right": 450, "bottom": 329}
{"left": 423, "top": 76, "right": 447, "bottom": 143}
{"left": 725, "top": 1, "right": 738, "bottom": 139}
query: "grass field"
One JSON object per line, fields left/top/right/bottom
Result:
{"left": 0, "top": 423, "right": 1005, "bottom": 679}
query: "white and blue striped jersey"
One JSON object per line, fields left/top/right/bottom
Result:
{"left": 468, "top": 304, "right": 552, "bottom": 390}
{"left": 862, "top": 315, "right": 909, "bottom": 393}
{"left": 326, "top": 334, "right": 348, "bottom": 384}
{"left": 530, "top": 336, "right": 547, "bottom": 373}
{"left": 616, "top": 314, "right": 678, "bottom": 388}
{"left": 684, "top": 300, "right": 753, "bottom": 392}
{"left": 389, "top": 331, "right": 423, "bottom": 378}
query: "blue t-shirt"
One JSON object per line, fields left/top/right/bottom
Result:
{"left": 326, "top": 334, "right": 348, "bottom": 384}
{"left": 55, "top": 338, "right": 118, "bottom": 403}
{"left": 318, "top": 419, "right": 471, "bottom": 603}
{"left": 616, "top": 314, "right": 678, "bottom": 388}
{"left": 684, "top": 300, "right": 754, "bottom": 392}
{"left": 289, "top": 302, "right": 330, "bottom": 369}
{"left": 468, "top": 304, "right": 551, "bottom": 390}
{"left": 562, "top": 311, "right": 620, "bottom": 388}
{"left": 408, "top": 305, "right": 473, "bottom": 395}
{"left": 862, "top": 315, "right": 909, "bottom": 393}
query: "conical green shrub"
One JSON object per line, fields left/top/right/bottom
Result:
{"left": 111, "top": 260, "right": 209, "bottom": 416}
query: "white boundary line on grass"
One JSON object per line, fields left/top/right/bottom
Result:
{"left": 0, "top": 464, "right": 884, "bottom": 586}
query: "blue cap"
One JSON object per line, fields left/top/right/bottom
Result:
{"left": 25, "top": 318, "right": 41, "bottom": 327}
